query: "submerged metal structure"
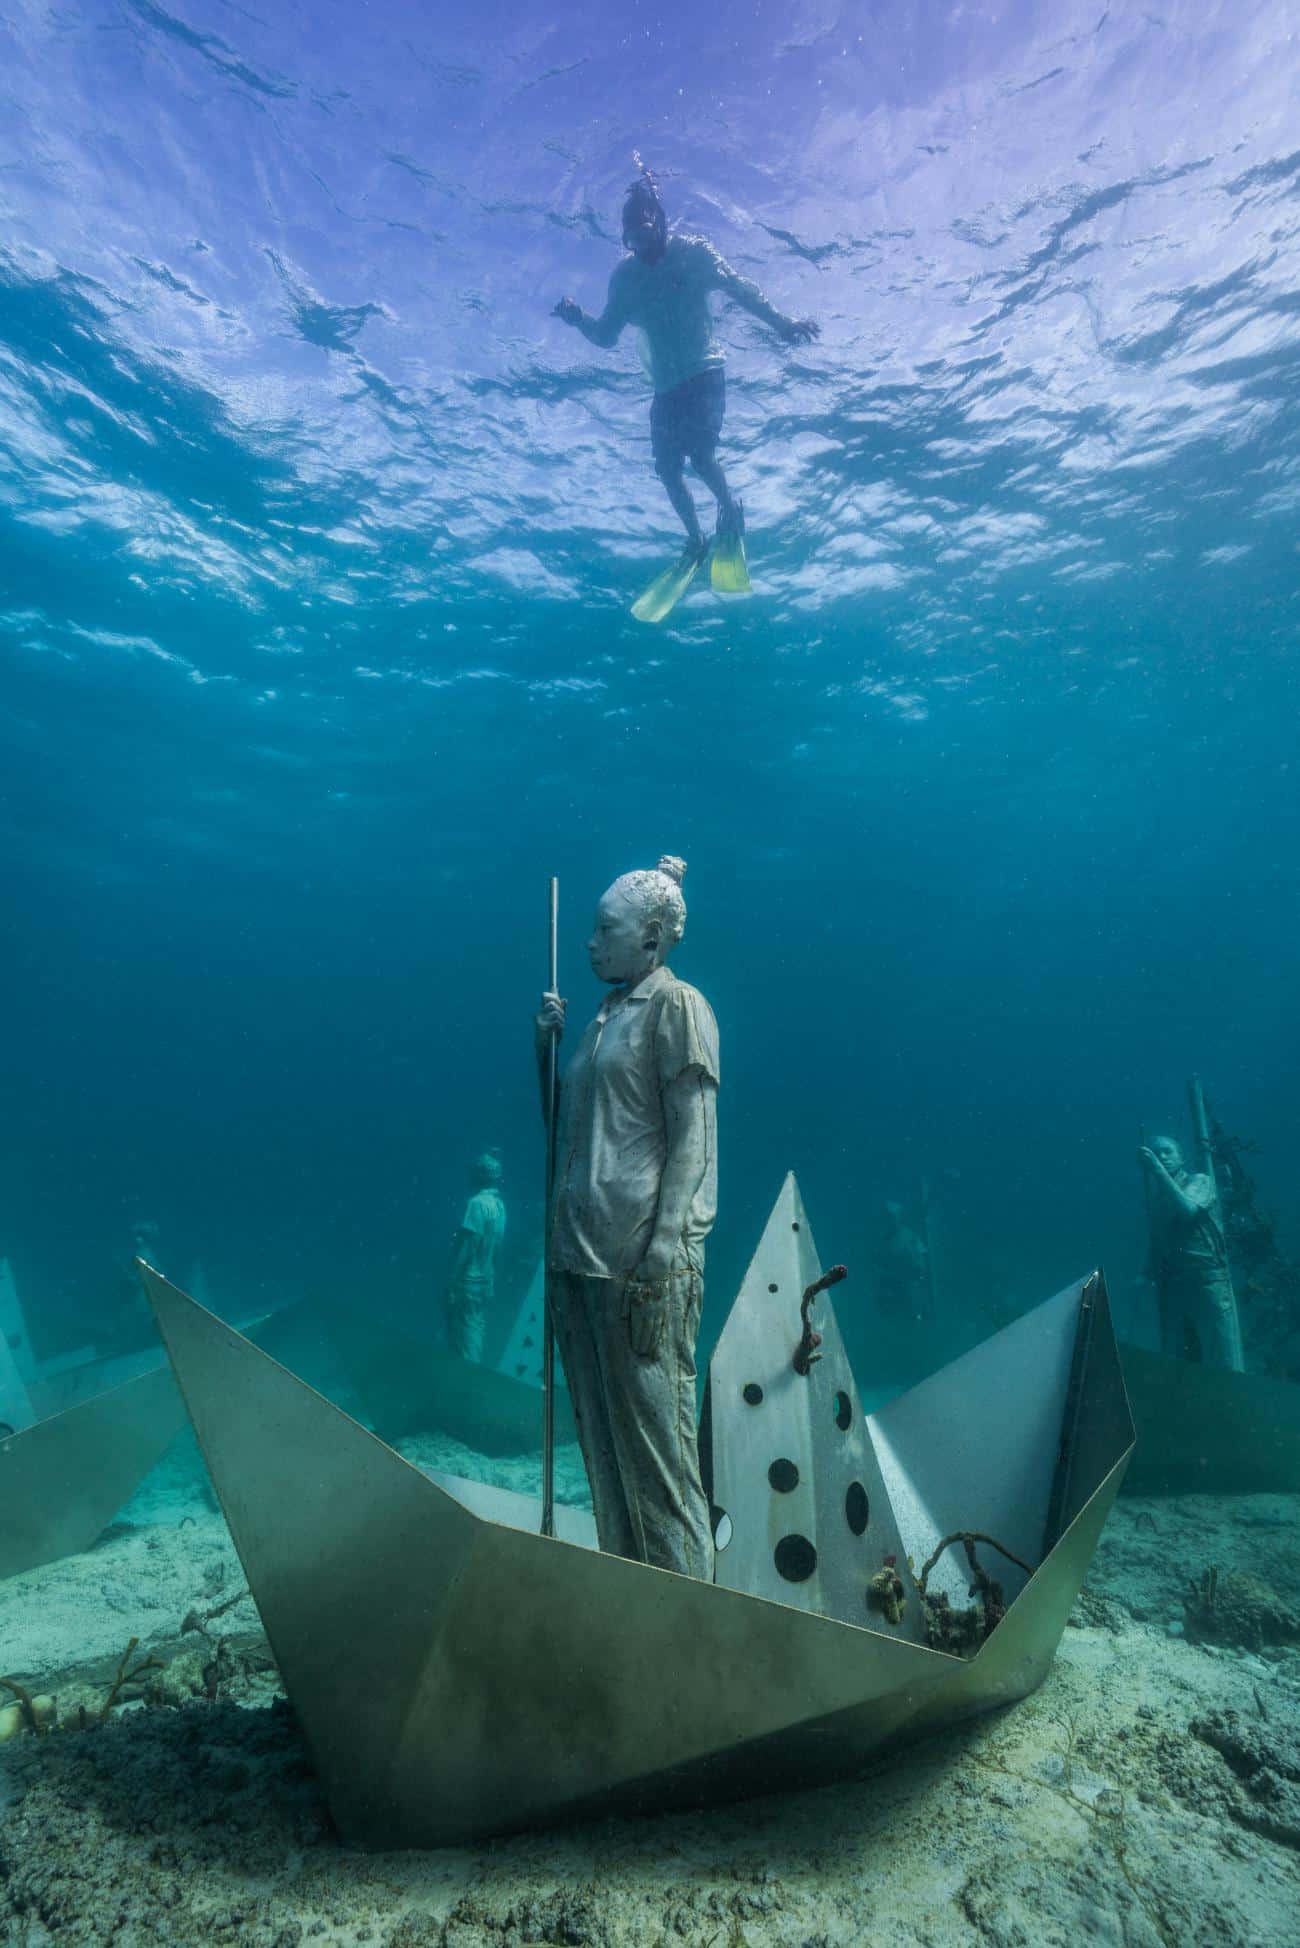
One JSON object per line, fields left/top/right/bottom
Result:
{"left": 0, "top": 1363, "right": 187, "bottom": 1582}
{"left": 0, "top": 1261, "right": 299, "bottom": 1583}
{"left": 139, "top": 1174, "right": 1133, "bottom": 1847}
{"left": 0, "top": 1250, "right": 190, "bottom": 1582}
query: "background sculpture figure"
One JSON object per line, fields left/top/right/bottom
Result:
{"left": 1139, "top": 1135, "right": 1244, "bottom": 1372}
{"left": 874, "top": 1198, "right": 932, "bottom": 1324}
{"left": 443, "top": 1151, "right": 505, "bottom": 1364}
{"left": 535, "top": 854, "right": 718, "bottom": 1580}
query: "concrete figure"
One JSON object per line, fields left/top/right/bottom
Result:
{"left": 536, "top": 854, "right": 717, "bottom": 1580}
{"left": 101, "top": 1218, "right": 161, "bottom": 1354}
{"left": 443, "top": 1152, "right": 506, "bottom": 1364}
{"left": 1140, "top": 1136, "right": 1245, "bottom": 1372}
{"left": 876, "top": 1199, "right": 931, "bottom": 1322}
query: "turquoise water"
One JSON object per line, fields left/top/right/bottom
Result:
{"left": 2, "top": 2, "right": 1297, "bottom": 1365}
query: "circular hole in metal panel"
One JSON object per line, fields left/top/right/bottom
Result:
{"left": 791, "top": 1222, "right": 800, "bottom": 1231}
{"left": 774, "top": 1534, "right": 818, "bottom": 1583}
{"left": 742, "top": 1382, "right": 764, "bottom": 1406}
{"left": 768, "top": 1458, "right": 799, "bottom": 1494}
{"left": 711, "top": 1505, "right": 733, "bottom": 1550}
{"left": 767, "top": 1282, "right": 779, "bottom": 1293}
{"left": 833, "top": 1390, "right": 852, "bottom": 1431}
{"left": 845, "top": 1481, "right": 869, "bottom": 1535}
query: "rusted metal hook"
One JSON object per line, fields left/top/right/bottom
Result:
{"left": 793, "top": 1263, "right": 848, "bottom": 1375}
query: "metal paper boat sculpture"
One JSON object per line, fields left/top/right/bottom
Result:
{"left": 0, "top": 1362, "right": 187, "bottom": 1583}
{"left": 138, "top": 1174, "right": 1133, "bottom": 1847}
{"left": 0, "top": 1261, "right": 296, "bottom": 1583}
{"left": 1, "top": 1250, "right": 191, "bottom": 1581}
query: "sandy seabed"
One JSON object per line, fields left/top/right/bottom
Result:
{"left": 2, "top": 1432, "right": 1298, "bottom": 1948}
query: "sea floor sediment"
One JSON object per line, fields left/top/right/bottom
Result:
{"left": 2, "top": 1446, "right": 1298, "bottom": 1947}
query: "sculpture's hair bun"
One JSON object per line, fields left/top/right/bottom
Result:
{"left": 656, "top": 854, "right": 687, "bottom": 885}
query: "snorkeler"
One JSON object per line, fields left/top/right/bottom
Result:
{"left": 553, "top": 163, "right": 819, "bottom": 622}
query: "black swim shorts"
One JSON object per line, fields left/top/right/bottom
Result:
{"left": 650, "top": 366, "right": 726, "bottom": 476}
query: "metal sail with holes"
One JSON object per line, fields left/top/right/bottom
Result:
{"left": 703, "top": 1174, "right": 927, "bottom": 1643}
{"left": 136, "top": 1186, "right": 1134, "bottom": 1848}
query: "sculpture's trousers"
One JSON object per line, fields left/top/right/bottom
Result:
{"left": 1157, "top": 1267, "right": 1245, "bottom": 1372}
{"left": 444, "top": 1275, "right": 488, "bottom": 1364}
{"left": 551, "top": 1266, "right": 715, "bottom": 1581}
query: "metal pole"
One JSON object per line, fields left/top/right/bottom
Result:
{"left": 1187, "top": 1074, "right": 1214, "bottom": 1182}
{"left": 1131, "top": 1122, "right": 1154, "bottom": 1345}
{"left": 541, "top": 877, "right": 559, "bottom": 1539}
{"left": 1186, "top": 1074, "right": 1245, "bottom": 1368}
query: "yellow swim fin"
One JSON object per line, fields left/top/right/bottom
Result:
{"left": 711, "top": 505, "right": 751, "bottom": 595}
{"left": 710, "top": 529, "right": 751, "bottom": 595}
{"left": 631, "top": 545, "right": 706, "bottom": 624}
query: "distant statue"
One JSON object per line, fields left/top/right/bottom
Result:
{"left": 443, "top": 1152, "right": 506, "bottom": 1365}
{"left": 1139, "top": 1136, "right": 1244, "bottom": 1372}
{"left": 536, "top": 855, "right": 718, "bottom": 1581}
{"left": 875, "top": 1200, "right": 931, "bottom": 1323}
{"left": 109, "top": 1217, "right": 162, "bottom": 1353}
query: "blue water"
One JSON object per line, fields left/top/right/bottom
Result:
{"left": 0, "top": 0, "right": 1297, "bottom": 1374}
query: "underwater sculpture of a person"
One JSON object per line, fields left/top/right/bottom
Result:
{"left": 443, "top": 1151, "right": 506, "bottom": 1364}
{"left": 875, "top": 1200, "right": 931, "bottom": 1323}
{"left": 552, "top": 162, "right": 819, "bottom": 620}
{"left": 1139, "top": 1135, "right": 1245, "bottom": 1371}
{"left": 535, "top": 855, "right": 718, "bottom": 1580}
{"left": 104, "top": 1216, "right": 162, "bottom": 1353}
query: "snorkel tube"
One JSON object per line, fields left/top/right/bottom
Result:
{"left": 622, "top": 157, "right": 668, "bottom": 261}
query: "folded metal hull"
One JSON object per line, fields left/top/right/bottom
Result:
{"left": 0, "top": 1362, "right": 187, "bottom": 1582}
{"left": 139, "top": 1222, "right": 1133, "bottom": 1848}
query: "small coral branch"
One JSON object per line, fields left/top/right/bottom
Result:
{"left": 181, "top": 1586, "right": 252, "bottom": 1638}
{"left": 917, "top": 1530, "right": 1034, "bottom": 1592}
{"left": 793, "top": 1263, "right": 847, "bottom": 1375}
{"left": 868, "top": 1557, "right": 907, "bottom": 1626}
{"left": 917, "top": 1531, "right": 1034, "bottom": 1654}
{"left": 98, "top": 1637, "right": 164, "bottom": 1723}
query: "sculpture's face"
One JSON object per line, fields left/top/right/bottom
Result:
{"left": 587, "top": 887, "right": 656, "bottom": 986}
{"left": 1152, "top": 1137, "right": 1184, "bottom": 1174}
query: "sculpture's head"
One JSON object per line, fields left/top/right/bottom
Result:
{"left": 588, "top": 854, "right": 687, "bottom": 986}
{"left": 472, "top": 1150, "right": 503, "bottom": 1188}
{"left": 1150, "top": 1135, "right": 1184, "bottom": 1175}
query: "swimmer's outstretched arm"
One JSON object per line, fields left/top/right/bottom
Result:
{"left": 553, "top": 273, "right": 631, "bottom": 349}
{"left": 708, "top": 249, "right": 820, "bottom": 344}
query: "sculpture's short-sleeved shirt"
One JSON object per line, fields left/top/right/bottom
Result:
{"left": 549, "top": 965, "right": 719, "bottom": 1279}
{"left": 459, "top": 1187, "right": 505, "bottom": 1282}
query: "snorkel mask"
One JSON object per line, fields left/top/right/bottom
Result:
{"left": 622, "top": 167, "right": 667, "bottom": 260}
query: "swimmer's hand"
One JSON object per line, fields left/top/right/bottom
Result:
{"left": 778, "top": 316, "right": 820, "bottom": 345}
{"left": 553, "top": 297, "right": 583, "bottom": 327}
{"left": 535, "top": 990, "right": 567, "bottom": 1044}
